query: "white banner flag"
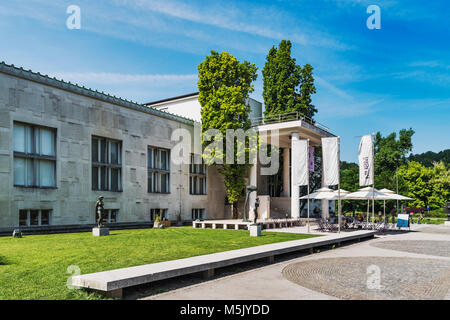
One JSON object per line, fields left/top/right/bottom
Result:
{"left": 309, "top": 146, "right": 315, "bottom": 172}
{"left": 358, "top": 134, "right": 374, "bottom": 186}
{"left": 322, "top": 137, "right": 340, "bottom": 186}
{"left": 292, "top": 139, "right": 309, "bottom": 186}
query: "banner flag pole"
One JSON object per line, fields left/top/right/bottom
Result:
{"left": 372, "top": 133, "right": 375, "bottom": 230}
{"left": 338, "top": 137, "right": 341, "bottom": 233}
{"left": 307, "top": 139, "right": 310, "bottom": 234}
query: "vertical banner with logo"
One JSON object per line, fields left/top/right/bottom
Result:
{"left": 358, "top": 134, "right": 374, "bottom": 186}
{"left": 309, "top": 146, "right": 315, "bottom": 172}
{"left": 292, "top": 139, "right": 309, "bottom": 186}
{"left": 322, "top": 137, "right": 340, "bottom": 186}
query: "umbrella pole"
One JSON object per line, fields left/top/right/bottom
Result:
{"left": 366, "top": 199, "right": 369, "bottom": 225}
{"left": 372, "top": 185, "right": 375, "bottom": 230}
{"left": 383, "top": 200, "right": 386, "bottom": 224}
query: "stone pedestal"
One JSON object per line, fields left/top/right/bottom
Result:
{"left": 249, "top": 224, "right": 261, "bottom": 237}
{"left": 444, "top": 221, "right": 450, "bottom": 227}
{"left": 92, "top": 227, "right": 109, "bottom": 236}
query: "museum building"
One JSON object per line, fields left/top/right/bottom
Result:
{"left": 0, "top": 62, "right": 334, "bottom": 232}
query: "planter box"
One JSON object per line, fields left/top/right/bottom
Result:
{"left": 153, "top": 221, "right": 171, "bottom": 228}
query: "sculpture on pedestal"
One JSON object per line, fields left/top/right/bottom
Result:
{"left": 253, "top": 197, "right": 260, "bottom": 224}
{"left": 95, "top": 196, "right": 105, "bottom": 228}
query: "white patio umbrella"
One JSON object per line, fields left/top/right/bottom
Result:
{"left": 300, "top": 188, "right": 349, "bottom": 232}
{"left": 300, "top": 187, "right": 339, "bottom": 233}
{"left": 343, "top": 187, "right": 394, "bottom": 226}
{"left": 378, "top": 188, "right": 414, "bottom": 223}
{"left": 300, "top": 187, "right": 338, "bottom": 199}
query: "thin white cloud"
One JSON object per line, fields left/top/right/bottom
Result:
{"left": 113, "top": 0, "right": 351, "bottom": 50}
{"left": 315, "top": 76, "right": 354, "bottom": 100}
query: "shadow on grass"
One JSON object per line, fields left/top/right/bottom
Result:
{"left": 0, "top": 256, "right": 9, "bottom": 265}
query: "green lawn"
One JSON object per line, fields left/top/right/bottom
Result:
{"left": 420, "top": 217, "right": 447, "bottom": 225}
{"left": 0, "top": 227, "right": 317, "bottom": 300}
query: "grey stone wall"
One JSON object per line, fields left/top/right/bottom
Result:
{"left": 0, "top": 72, "right": 227, "bottom": 229}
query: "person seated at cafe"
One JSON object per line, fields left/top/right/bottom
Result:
{"left": 341, "top": 213, "right": 348, "bottom": 228}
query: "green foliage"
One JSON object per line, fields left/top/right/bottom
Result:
{"left": 374, "top": 129, "right": 414, "bottom": 207}
{"left": 409, "top": 149, "right": 450, "bottom": 167}
{"left": 0, "top": 228, "right": 318, "bottom": 299}
{"left": 426, "top": 208, "right": 447, "bottom": 218}
{"left": 198, "top": 50, "right": 258, "bottom": 206}
{"left": 374, "top": 128, "right": 414, "bottom": 175}
{"left": 299, "top": 64, "right": 318, "bottom": 119}
{"left": 262, "top": 40, "right": 317, "bottom": 119}
{"left": 398, "top": 161, "right": 450, "bottom": 209}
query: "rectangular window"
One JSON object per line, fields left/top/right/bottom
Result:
{"left": 19, "top": 210, "right": 28, "bottom": 226}
{"left": 189, "top": 154, "right": 207, "bottom": 195}
{"left": 92, "top": 137, "right": 122, "bottom": 192}
{"left": 13, "top": 123, "right": 56, "bottom": 188}
{"left": 18, "top": 210, "right": 52, "bottom": 227}
{"left": 41, "top": 210, "right": 50, "bottom": 225}
{"left": 97, "top": 209, "right": 119, "bottom": 224}
{"left": 191, "top": 208, "right": 205, "bottom": 220}
{"left": 150, "top": 208, "right": 168, "bottom": 221}
{"left": 148, "top": 147, "right": 170, "bottom": 193}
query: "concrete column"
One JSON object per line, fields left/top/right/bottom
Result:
{"left": 291, "top": 132, "right": 300, "bottom": 218}
{"left": 283, "top": 148, "right": 290, "bottom": 197}
{"left": 248, "top": 160, "right": 258, "bottom": 221}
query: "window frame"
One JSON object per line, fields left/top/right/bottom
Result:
{"left": 191, "top": 208, "right": 206, "bottom": 221}
{"left": 18, "top": 209, "right": 52, "bottom": 227}
{"left": 99, "top": 209, "right": 120, "bottom": 224}
{"left": 91, "top": 136, "right": 123, "bottom": 192}
{"left": 189, "top": 154, "right": 207, "bottom": 195}
{"left": 148, "top": 146, "right": 171, "bottom": 194}
{"left": 13, "top": 122, "right": 57, "bottom": 189}
{"left": 150, "top": 208, "right": 168, "bottom": 221}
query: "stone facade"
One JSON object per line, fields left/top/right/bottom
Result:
{"left": 0, "top": 66, "right": 227, "bottom": 230}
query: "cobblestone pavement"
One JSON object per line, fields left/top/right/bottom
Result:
{"left": 145, "top": 225, "right": 450, "bottom": 300}
{"left": 371, "top": 240, "right": 450, "bottom": 257}
{"left": 282, "top": 257, "right": 450, "bottom": 300}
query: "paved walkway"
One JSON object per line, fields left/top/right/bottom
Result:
{"left": 143, "top": 224, "right": 450, "bottom": 300}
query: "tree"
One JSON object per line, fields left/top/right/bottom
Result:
{"left": 409, "top": 149, "right": 450, "bottom": 167}
{"left": 429, "top": 161, "right": 450, "bottom": 208}
{"left": 398, "top": 161, "right": 433, "bottom": 208}
{"left": 374, "top": 128, "right": 415, "bottom": 190}
{"left": 299, "top": 64, "right": 317, "bottom": 119}
{"left": 198, "top": 50, "right": 258, "bottom": 218}
{"left": 262, "top": 40, "right": 317, "bottom": 119}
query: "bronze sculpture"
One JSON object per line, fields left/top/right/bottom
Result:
{"left": 95, "top": 196, "right": 105, "bottom": 228}
{"left": 253, "top": 197, "right": 260, "bottom": 224}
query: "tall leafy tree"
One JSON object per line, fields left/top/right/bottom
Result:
{"left": 262, "top": 40, "right": 317, "bottom": 119}
{"left": 198, "top": 50, "right": 258, "bottom": 218}
{"left": 299, "top": 64, "right": 317, "bottom": 119}
{"left": 374, "top": 128, "right": 415, "bottom": 189}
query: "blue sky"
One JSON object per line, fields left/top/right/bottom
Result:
{"left": 1, "top": 0, "right": 449, "bottom": 162}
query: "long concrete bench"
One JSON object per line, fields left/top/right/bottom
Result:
{"left": 71, "top": 230, "right": 376, "bottom": 298}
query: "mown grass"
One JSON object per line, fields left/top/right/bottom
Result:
{"left": 0, "top": 227, "right": 318, "bottom": 300}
